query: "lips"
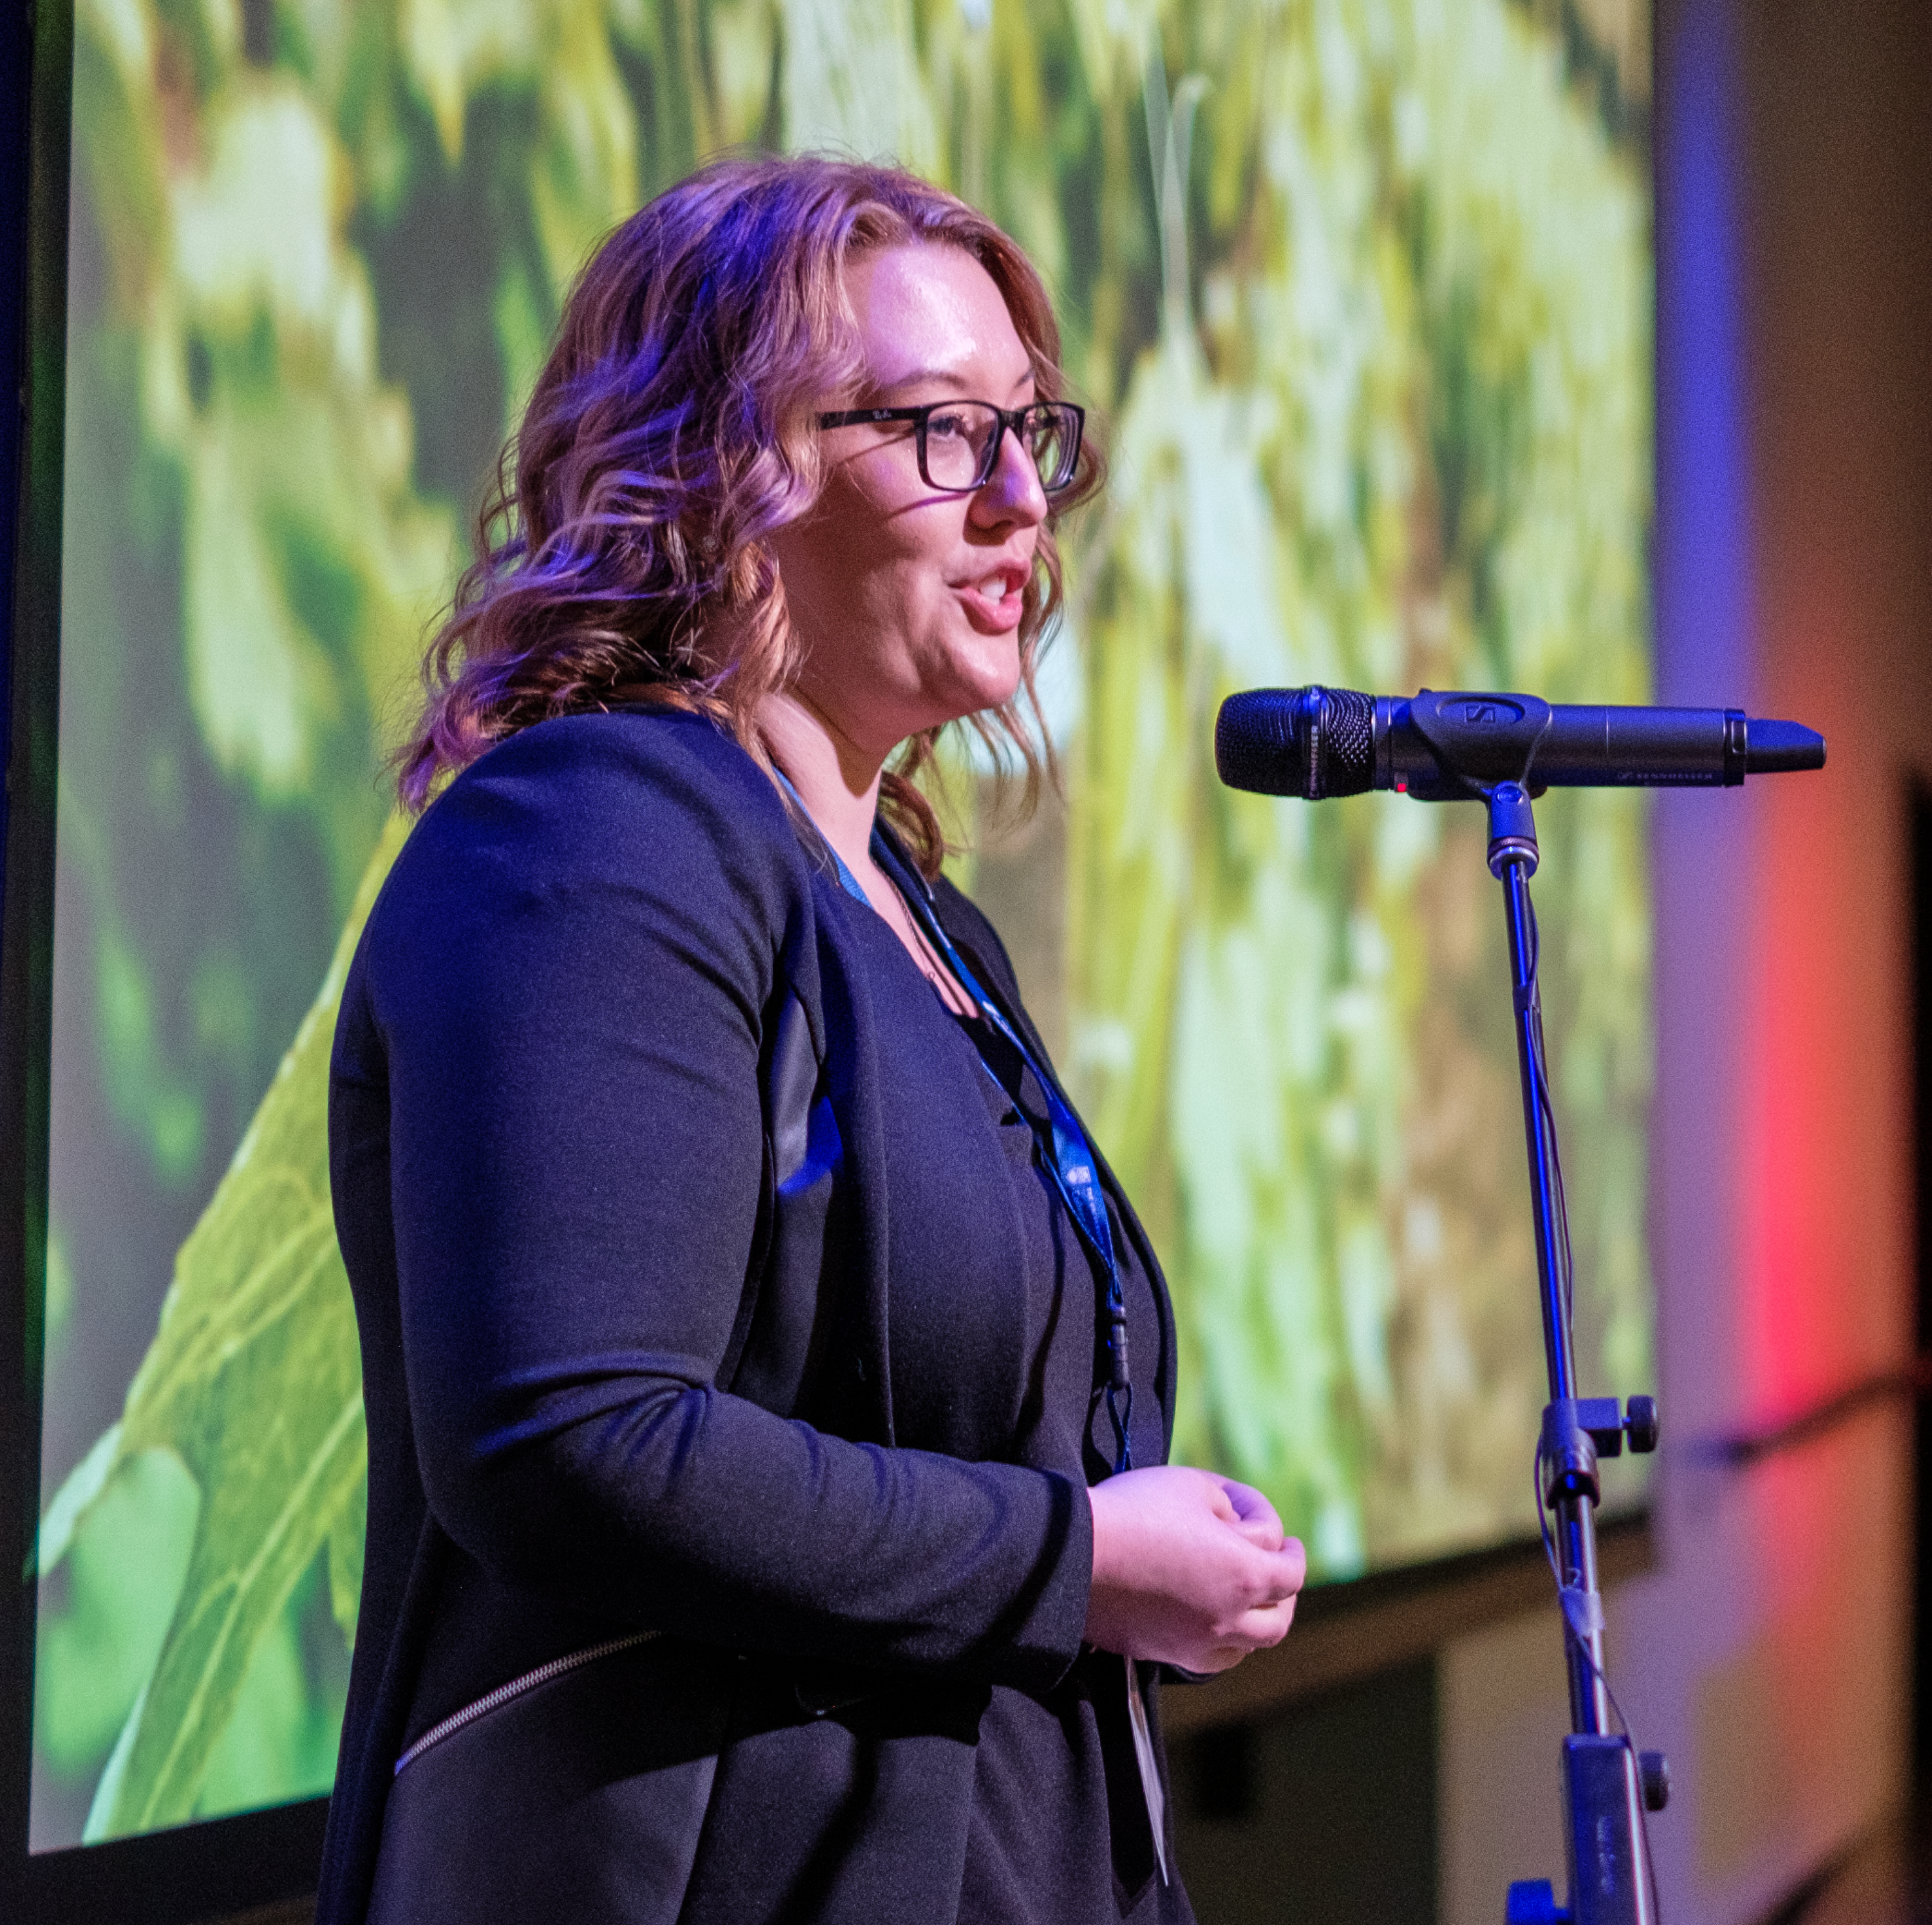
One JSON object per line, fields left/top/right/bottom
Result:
{"left": 956, "top": 561, "right": 1029, "bottom": 597}
{"left": 953, "top": 559, "right": 1032, "bottom": 631}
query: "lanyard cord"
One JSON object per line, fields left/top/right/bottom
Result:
{"left": 773, "top": 772, "right": 1135, "bottom": 1472}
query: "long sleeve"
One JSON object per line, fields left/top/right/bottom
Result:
{"left": 338, "top": 711, "right": 1091, "bottom": 1693}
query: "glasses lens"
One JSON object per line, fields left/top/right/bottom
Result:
{"left": 1025, "top": 405, "right": 1081, "bottom": 493}
{"left": 922, "top": 404, "right": 1002, "bottom": 490}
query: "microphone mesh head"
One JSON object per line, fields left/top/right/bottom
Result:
{"left": 1214, "top": 687, "right": 1378, "bottom": 798}
{"left": 1214, "top": 690, "right": 1310, "bottom": 795}
{"left": 1321, "top": 689, "right": 1375, "bottom": 793}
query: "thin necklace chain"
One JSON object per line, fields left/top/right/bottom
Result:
{"left": 875, "top": 866, "right": 974, "bottom": 1014}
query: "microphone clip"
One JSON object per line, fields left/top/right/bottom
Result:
{"left": 1407, "top": 687, "right": 1554, "bottom": 800}
{"left": 1486, "top": 781, "right": 1540, "bottom": 878}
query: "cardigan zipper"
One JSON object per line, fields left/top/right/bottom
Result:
{"left": 392, "top": 1628, "right": 660, "bottom": 1776}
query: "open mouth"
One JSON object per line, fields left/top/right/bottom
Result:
{"left": 957, "top": 563, "right": 1031, "bottom": 624}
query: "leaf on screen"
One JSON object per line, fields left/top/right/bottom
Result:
{"left": 66, "top": 814, "right": 410, "bottom": 1837}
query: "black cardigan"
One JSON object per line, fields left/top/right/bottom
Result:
{"left": 316, "top": 709, "right": 1180, "bottom": 1924}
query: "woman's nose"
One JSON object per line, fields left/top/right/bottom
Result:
{"left": 970, "top": 422, "right": 1050, "bottom": 529}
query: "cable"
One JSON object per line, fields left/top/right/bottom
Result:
{"left": 1533, "top": 1460, "right": 1664, "bottom": 1924}
{"left": 1524, "top": 894, "right": 1577, "bottom": 1325}
{"left": 1518, "top": 848, "right": 1658, "bottom": 1919}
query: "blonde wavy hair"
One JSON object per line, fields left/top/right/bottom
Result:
{"left": 396, "top": 154, "right": 1101, "bottom": 873}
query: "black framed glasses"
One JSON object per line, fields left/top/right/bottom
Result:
{"left": 815, "top": 399, "right": 1086, "bottom": 495}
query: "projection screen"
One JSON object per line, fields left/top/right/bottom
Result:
{"left": 26, "top": 0, "right": 1654, "bottom": 1849}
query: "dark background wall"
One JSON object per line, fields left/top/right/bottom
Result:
{"left": 1448, "top": 1, "right": 1932, "bottom": 1919}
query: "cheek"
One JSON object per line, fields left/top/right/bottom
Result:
{"left": 779, "top": 508, "right": 924, "bottom": 612}
{"left": 824, "top": 536, "right": 956, "bottom": 644}
{"left": 778, "top": 524, "right": 858, "bottom": 606}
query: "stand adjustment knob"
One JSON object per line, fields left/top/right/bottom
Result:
{"left": 1639, "top": 1748, "right": 1670, "bottom": 1811}
{"left": 1505, "top": 1879, "right": 1570, "bottom": 1923}
{"left": 1624, "top": 1396, "right": 1660, "bottom": 1454}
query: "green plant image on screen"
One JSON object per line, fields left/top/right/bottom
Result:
{"left": 29, "top": 0, "right": 1653, "bottom": 1847}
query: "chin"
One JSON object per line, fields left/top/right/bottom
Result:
{"left": 897, "top": 634, "right": 1024, "bottom": 737}
{"left": 946, "top": 684, "right": 1022, "bottom": 734}
{"left": 955, "top": 648, "right": 1026, "bottom": 719}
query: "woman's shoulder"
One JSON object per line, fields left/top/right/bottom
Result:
{"left": 447, "top": 705, "right": 782, "bottom": 822}
{"left": 428, "top": 706, "right": 794, "bottom": 854}
{"left": 371, "top": 708, "right": 815, "bottom": 955}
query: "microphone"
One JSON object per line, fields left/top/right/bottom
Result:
{"left": 1214, "top": 686, "right": 1826, "bottom": 801}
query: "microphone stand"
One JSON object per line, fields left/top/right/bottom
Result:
{"left": 1485, "top": 781, "right": 1668, "bottom": 1925}
{"left": 1211, "top": 683, "right": 1829, "bottom": 1919}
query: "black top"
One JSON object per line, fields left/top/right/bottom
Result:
{"left": 318, "top": 710, "right": 1190, "bottom": 1925}
{"left": 944, "top": 1009, "right": 1190, "bottom": 1923}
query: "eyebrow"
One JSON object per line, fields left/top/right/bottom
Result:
{"left": 869, "top": 363, "right": 1037, "bottom": 401}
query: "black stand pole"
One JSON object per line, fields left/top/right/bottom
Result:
{"left": 1489, "top": 783, "right": 1667, "bottom": 1925}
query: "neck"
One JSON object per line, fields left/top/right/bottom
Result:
{"left": 758, "top": 689, "right": 887, "bottom": 880}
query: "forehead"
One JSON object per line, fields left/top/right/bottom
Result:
{"left": 844, "top": 243, "right": 1033, "bottom": 396}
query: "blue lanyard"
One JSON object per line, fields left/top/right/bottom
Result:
{"left": 775, "top": 772, "right": 1136, "bottom": 1471}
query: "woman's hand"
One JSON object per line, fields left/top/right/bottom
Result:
{"left": 1084, "top": 1467, "right": 1306, "bottom": 1674}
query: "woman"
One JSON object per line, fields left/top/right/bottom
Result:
{"left": 320, "top": 156, "right": 1305, "bottom": 1925}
